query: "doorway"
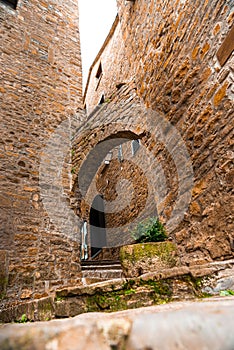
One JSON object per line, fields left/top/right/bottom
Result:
{"left": 89, "top": 194, "right": 107, "bottom": 258}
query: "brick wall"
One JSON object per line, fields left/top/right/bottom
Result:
{"left": 0, "top": 0, "right": 84, "bottom": 304}
{"left": 83, "top": 0, "right": 234, "bottom": 264}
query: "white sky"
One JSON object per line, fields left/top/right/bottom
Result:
{"left": 78, "top": 0, "right": 118, "bottom": 90}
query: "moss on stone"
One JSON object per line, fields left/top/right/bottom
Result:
{"left": 120, "top": 242, "right": 177, "bottom": 265}
{"left": 85, "top": 276, "right": 174, "bottom": 313}
{"left": 120, "top": 242, "right": 178, "bottom": 277}
{"left": 86, "top": 292, "right": 127, "bottom": 313}
{"left": 1, "top": 271, "right": 213, "bottom": 321}
{"left": 178, "top": 274, "right": 213, "bottom": 299}
{"left": 37, "top": 298, "right": 54, "bottom": 321}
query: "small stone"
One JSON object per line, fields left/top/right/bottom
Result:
{"left": 191, "top": 46, "right": 200, "bottom": 60}
{"left": 32, "top": 193, "right": 39, "bottom": 201}
{"left": 214, "top": 82, "right": 228, "bottom": 107}
{"left": 190, "top": 201, "right": 201, "bottom": 216}
{"left": 21, "top": 289, "right": 33, "bottom": 299}
{"left": 200, "top": 42, "right": 210, "bottom": 59}
{"left": 213, "top": 23, "right": 221, "bottom": 35}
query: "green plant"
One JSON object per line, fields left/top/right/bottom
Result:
{"left": 124, "top": 288, "right": 136, "bottom": 295}
{"left": 130, "top": 217, "right": 167, "bottom": 243}
{"left": 15, "top": 314, "right": 28, "bottom": 323}
{"left": 220, "top": 290, "right": 234, "bottom": 296}
{"left": 55, "top": 295, "right": 64, "bottom": 302}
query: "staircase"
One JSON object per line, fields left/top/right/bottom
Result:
{"left": 81, "top": 259, "right": 123, "bottom": 284}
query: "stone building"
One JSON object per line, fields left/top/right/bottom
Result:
{"left": 80, "top": 1, "right": 233, "bottom": 263}
{"left": 81, "top": 0, "right": 234, "bottom": 264}
{"left": 0, "top": 0, "right": 84, "bottom": 304}
{"left": 0, "top": 0, "right": 233, "bottom": 309}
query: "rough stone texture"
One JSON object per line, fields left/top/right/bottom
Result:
{"left": 126, "top": 298, "right": 234, "bottom": 350}
{"left": 120, "top": 242, "right": 178, "bottom": 277}
{"left": 72, "top": 84, "right": 158, "bottom": 250}
{"left": 1, "top": 259, "right": 233, "bottom": 323}
{"left": 83, "top": 0, "right": 234, "bottom": 264}
{"left": 0, "top": 0, "right": 84, "bottom": 305}
{"left": 202, "top": 265, "right": 234, "bottom": 295}
{"left": 0, "top": 297, "right": 233, "bottom": 350}
{"left": 1, "top": 0, "right": 233, "bottom": 315}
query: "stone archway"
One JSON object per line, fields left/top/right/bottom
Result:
{"left": 70, "top": 85, "right": 191, "bottom": 251}
{"left": 73, "top": 127, "right": 157, "bottom": 250}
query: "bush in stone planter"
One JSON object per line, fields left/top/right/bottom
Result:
{"left": 131, "top": 217, "right": 167, "bottom": 243}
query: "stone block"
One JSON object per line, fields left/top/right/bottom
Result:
{"left": 120, "top": 242, "right": 178, "bottom": 277}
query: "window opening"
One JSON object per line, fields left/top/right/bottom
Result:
{"left": 96, "top": 62, "right": 102, "bottom": 79}
{"left": 118, "top": 145, "right": 124, "bottom": 162}
{"left": 0, "top": 0, "right": 18, "bottom": 9}
{"left": 131, "top": 139, "right": 140, "bottom": 155}
{"left": 99, "top": 94, "right": 105, "bottom": 105}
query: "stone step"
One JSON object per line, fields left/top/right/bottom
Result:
{"left": 81, "top": 259, "right": 124, "bottom": 283}
{"left": 82, "top": 277, "right": 107, "bottom": 285}
{"left": 81, "top": 259, "right": 121, "bottom": 266}
{"left": 82, "top": 269, "right": 123, "bottom": 279}
{"left": 81, "top": 277, "right": 123, "bottom": 285}
{"left": 81, "top": 264, "right": 122, "bottom": 271}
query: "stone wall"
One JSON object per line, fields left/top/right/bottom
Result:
{"left": 84, "top": 15, "right": 129, "bottom": 115}
{"left": 0, "top": 0, "right": 84, "bottom": 305}
{"left": 83, "top": 0, "right": 234, "bottom": 263}
{"left": 1, "top": 0, "right": 233, "bottom": 308}
{"left": 73, "top": 83, "right": 160, "bottom": 253}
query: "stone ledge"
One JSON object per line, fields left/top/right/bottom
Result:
{"left": 0, "top": 298, "right": 233, "bottom": 350}
{"left": 0, "top": 259, "right": 233, "bottom": 323}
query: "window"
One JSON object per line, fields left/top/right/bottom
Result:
{"left": 99, "top": 94, "right": 105, "bottom": 105}
{"left": 96, "top": 62, "right": 102, "bottom": 79}
{"left": 95, "top": 62, "right": 103, "bottom": 90}
{"left": 0, "top": 0, "right": 18, "bottom": 9}
{"left": 131, "top": 139, "right": 140, "bottom": 155}
{"left": 118, "top": 145, "right": 123, "bottom": 162}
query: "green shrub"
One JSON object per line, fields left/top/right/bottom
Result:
{"left": 131, "top": 217, "right": 167, "bottom": 243}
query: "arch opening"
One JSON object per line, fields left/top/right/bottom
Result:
{"left": 77, "top": 129, "right": 146, "bottom": 197}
